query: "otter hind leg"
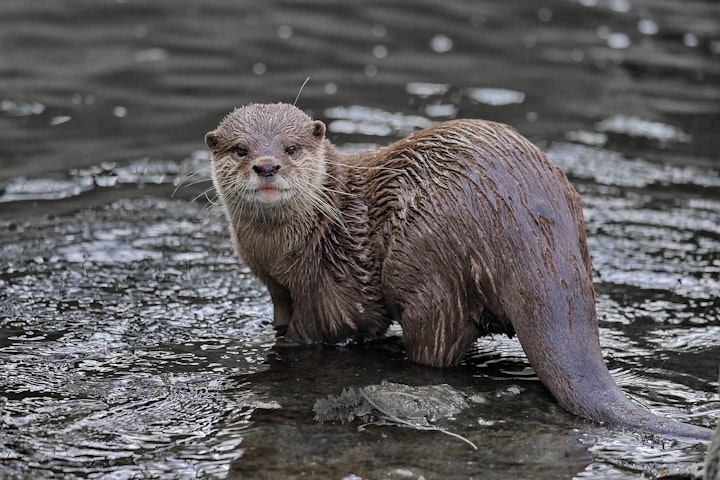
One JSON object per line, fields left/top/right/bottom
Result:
{"left": 399, "top": 301, "right": 480, "bottom": 368}
{"left": 383, "top": 269, "right": 480, "bottom": 367}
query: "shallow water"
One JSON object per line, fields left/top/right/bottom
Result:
{"left": 1, "top": 0, "right": 719, "bottom": 479}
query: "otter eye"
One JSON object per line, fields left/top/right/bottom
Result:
{"left": 232, "top": 146, "right": 248, "bottom": 158}
{"left": 286, "top": 145, "right": 297, "bottom": 156}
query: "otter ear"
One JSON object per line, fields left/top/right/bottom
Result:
{"left": 312, "top": 120, "right": 326, "bottom": 139}
{"left": 205, "top": 131, "right": 219, "bottom": 150}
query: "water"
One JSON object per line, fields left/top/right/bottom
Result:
{"left": 1, "top": 0, "right": 719, "bottom": 478}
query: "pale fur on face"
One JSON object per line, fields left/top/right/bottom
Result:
{"left": 206, "top": 103, "right": 342, "bottom": 231}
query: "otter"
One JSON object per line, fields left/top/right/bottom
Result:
{"left": 205, "top": 102, "right": 712, "bottom": 440}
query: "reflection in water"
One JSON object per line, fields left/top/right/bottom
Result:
{"left": 325, "top": 105, "right": 434, "bottom": 136}
{"left": 0, "top": 99, "right": 45, "bottom": 117}
{"left": 465, "top": 88, "right": 526, "bottom": 106}
{"left": 1, "top": 0, "right": 719, "bottom": 478}
{"left": 595, "top": 115, "right": 692, "bottom": 143}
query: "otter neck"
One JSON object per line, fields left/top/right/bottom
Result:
{"left": 230, "top": 199, "right": 317, "bottom": 271}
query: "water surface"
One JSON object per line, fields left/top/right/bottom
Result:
{"left": 1, "top": 1, "right": 719, "bottom": 479}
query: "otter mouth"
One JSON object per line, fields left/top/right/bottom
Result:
{"left": 259, "top": 185, "right": 279, "bottom": 195}
{"left": 243, "top": 163, "right": 293, "bottom": 204}
{"left": 252, "top": 182, "right": 288, "bottom": 203}
{"left": 257, "top": 185, "right": 282, "bottom": 201}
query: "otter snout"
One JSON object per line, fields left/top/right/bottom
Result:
{"left": 252, "top": 162, "right": 281, "bottom": 177}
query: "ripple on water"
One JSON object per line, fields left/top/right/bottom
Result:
{"left": 1, "top": 144, "right": 717, "bottom": 477}
{"left": 0, "top": 152, "right": 211, "bottom": 205}
{"left": 0, "top": 198, "right": 278, "bottom": 477}
{"left": 578, "top": 430, "right": 710, "bottom": 480}
{"left": 324, "top": 104, "right": 434, "bottom": 137}
{"left": 2, "top": 374, "right": 253, "bottom": 478}
{"left": 549, "top": 142, "right": 720, "bottom": 189}
{"left": 553, "top": 142, "right": 720, "bottom": 303}
{"left": 595, "top": 114, "right": 692, "bottom": 143}
{"left": 0, "top": 0, "right": 718, "bottom": 477}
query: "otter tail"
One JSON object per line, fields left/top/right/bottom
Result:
{"left": 505, "top": 164, "right": 712, "bottom": 441}
{"left": 572, "top": 381, "right": 714, "bottom": 440}
{"left": 529, "top": 343, "right": 714, "bottom": 440}
{"left": 509, "top": 277, "right": 713, "bottom": 441}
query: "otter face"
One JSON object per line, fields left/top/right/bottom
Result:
{"left": 205, "top": 103, "right": 327, "bottom": 211}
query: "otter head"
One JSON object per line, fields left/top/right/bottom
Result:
{"left": 205, "top": 103, "right": 328, "bottom": 218}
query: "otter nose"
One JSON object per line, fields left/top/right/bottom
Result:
{"left": 252, "top": 163, "right": 280, "bottom": 177}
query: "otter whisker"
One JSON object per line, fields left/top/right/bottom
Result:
{"left": 290, "top": 163, "right": 358, "bottom": 199}
{"left": 183, "top": 185, "right": 219, "bottom": 207}
{"left": 296, "top": 168, "right": 353, "bottom": 197}
{"left": 310, "top": 191, "right": 348, "bottom": 233}
{"left": 178, "top": 176, "right": 213, "bottom": 191}
{"left": 318, "top": 185, "right": 356, "bottom": 198}
{"left": 294, "top": 76, "right": 311, "bottom": 106}
{"left": 172, "top": 165, "right": 213, "bottom": 198}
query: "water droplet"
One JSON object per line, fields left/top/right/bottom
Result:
{"left": 608, "top": 0, "right": 631, "bottom": 13}
{"left": 371, "top": 24, "right": 386, "bottom": 38}
{"left": 252, "top": 62, "right": 266, "bottom": 75}
{"left": 364, "top": 64, "right": 378, "bottom": 77}
{"left": 538, "top": 7, "right": 553, "bottom": 22}
{"left": 372, "top": 45, "right": 388, "bottom": 59}
{"left": 324, "top": 82, "right": 338, "bottom": 95}
{"left": 430, "top": 34, "right": 453, "bottom": 53}
{"left": 607, "top": 32, "right": 631, "bottom": 49}
{"left": 277, "top": 25, "right": 293, "bottom": 39}
{"left": 113, "top": 106, "right": 128, "bottom": 118}
{"left": 637, "top": 19, "right": 658, "bottom": 35}
{"left": 683, "top": 32, "right": 699, "bottom": 48}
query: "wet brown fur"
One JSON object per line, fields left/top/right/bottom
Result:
{"left": 206, "top": 103, "right": 711, "bottom": 440}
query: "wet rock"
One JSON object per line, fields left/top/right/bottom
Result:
{"left": 314, "top": 381, "right": 469, "bottom": 427}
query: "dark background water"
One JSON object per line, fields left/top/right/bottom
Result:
{"left": 1, "top": 1, "right": 719, "bottom": 479}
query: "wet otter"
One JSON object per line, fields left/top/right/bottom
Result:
{"left": 205, "top": 102, "right": 712, "bottom": 440}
